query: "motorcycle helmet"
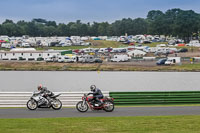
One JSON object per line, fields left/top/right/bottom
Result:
{"left": 90, "top": 85, "right": 96, "bottom": 91}
{"left": 38, "top": 84, "right": 42, "bottom": 91}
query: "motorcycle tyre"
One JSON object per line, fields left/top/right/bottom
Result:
{"left": 103, "top": 100, "right": 115, "bottom": 112}
{"left": 76, "top": 101, "right": 89, "bottom": 113}
{"left": 52, "top": 99, "right": 62, "bottom": 110}
{"left": 27, "top": 100, "right": 38, "bottom": 110}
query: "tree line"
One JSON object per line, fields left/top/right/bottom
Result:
{"left": 0, "top": 8, "right": 200, "bottom": 41}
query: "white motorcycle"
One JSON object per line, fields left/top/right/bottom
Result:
{"left": 27, "top": 92, "right": 62, "bottom": 110}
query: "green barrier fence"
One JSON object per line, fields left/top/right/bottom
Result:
{"left": 110, "top": 91, "right": 200, "bottom": 105}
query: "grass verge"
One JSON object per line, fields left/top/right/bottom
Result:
{"left": 1, "top": 62, "right": 200, "bottom": 71}
{"left": 35, "top": 40, "right": 127, "bottom": 51}
{"left": 0, "top": 116, "right": 200, "bottom": 133}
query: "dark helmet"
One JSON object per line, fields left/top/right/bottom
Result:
{"left": 37, "top": 84, "right": 42, "bottom": 91}
{"left": 90, "top": 85, "right": 96, "bottom": 91}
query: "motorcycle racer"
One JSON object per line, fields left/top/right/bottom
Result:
{"left": 37, "top": 84, "right": 54, "bottom": 105}
{"left": 87, "top": 85, "right": 104, "bottom": 106}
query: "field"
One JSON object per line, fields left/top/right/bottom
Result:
{"left": 34, "top": 40, "right": 127, "bottom": 51}
{"left": 0, "top": 61, "right": 200, "bottom": 71}
{"left": 34, "top": 41, "right": 200, "bottom": 53}
{"left": 1, "top": 40, "right": 200, "bottom": 71}
{"left": 88, "top": 40, "right": 127, "bottom": 48}
{"left": 0, "top": 115, "right": 200, "bottom": 133}
{"left": 1, "top": 40, "right": 200, "bottom": 52}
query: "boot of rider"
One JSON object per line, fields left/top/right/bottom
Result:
{"left": 96, "top": 97, "right": 103, "bottom": 106}
{"left": 46, "top": 96, "right": 51, "bottom": 107}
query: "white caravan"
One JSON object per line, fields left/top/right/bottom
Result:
{"left": 127, "top": 50, "right": 146, "bottom": 57}
{"left": 186, "top": 40, "right": 200, "bottom": 47}
{"left": 110, "top": 55, "right": 131, "bottom": 62}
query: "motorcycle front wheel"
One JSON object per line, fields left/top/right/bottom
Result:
{"left": 103, "top": 100, "right": 114, "bottom": 112}
{"left": 76, "top": 101, "right": 88, "bottom": 112}
{"left": 52, "top": 99, "right": 62, "bottom": 110}
{"left": 27, "top": 100, "right": 38, "bottom": 110}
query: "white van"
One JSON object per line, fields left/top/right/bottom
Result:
{"left": 165, "top": 57, "right": 181, "bottom": 65}
{"left": 110, "top": 55, "right": 131, "bottom": 62}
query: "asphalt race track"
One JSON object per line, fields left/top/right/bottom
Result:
{"left": 0, "top": 106, "right": 200, "bottom": 118}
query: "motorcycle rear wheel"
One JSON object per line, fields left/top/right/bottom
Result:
{"left": 52, "top": 99, "right": 62, "bottom": 110}
{"left": 103, "top": 100, "right": 114, "bottom": 112}
{"left": 27, "top": 100, "right": 38, "bottom": 110}
{"left": 76, "top": 101, "right": 88, "bottom": 112}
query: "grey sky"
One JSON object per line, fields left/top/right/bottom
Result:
{"left": 0, "top": 0, "right": 200, "bottom": 23}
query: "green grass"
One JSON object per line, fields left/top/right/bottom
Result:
{"left": 1, "top": 116, "right": 200, "bottom": 133}
{"left": 0, "top": 48, "right": 10, "bottom": 51}
{"left": 143, "top": 42, "right": 168, "bottom": 47}
{"left": 174, "top": 46, "right": 200, "bottom": 52}
{"left": 36, "top": 46, "right": 89, "bottom": 50}
{"left": 89, "top": 40, "right": 127, "bottom": 48}
{"left": 35, "top": 40, "right": 127, "bottom": 50}
{"left": 170, "top": 63, "right": 200, "bottom": 71}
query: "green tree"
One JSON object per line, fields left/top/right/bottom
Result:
{"left": 132, "top": 18, "right": 148, "bottom": 35}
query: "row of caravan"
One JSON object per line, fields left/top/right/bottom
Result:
{"left": 49, "top": 54, "right": 132, "bottom": 63}
{"left": 48, "top": 55, "right": 103, "bottom": 63}
{"left": 0, "top": 51, "right": 60, "bottom": 61}
{"left": 0, "top": 49, "right": 131, "bottom": 63}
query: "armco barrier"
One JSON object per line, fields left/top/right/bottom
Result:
{"left": 0, "top": 91, "right": 109, "bottom": 107}
{"left": 110, "top": 91, "right": 200, "bottom": 105}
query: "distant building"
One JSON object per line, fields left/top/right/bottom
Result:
{"left": 0, "top": 50, "right": 60, "bottom": 61}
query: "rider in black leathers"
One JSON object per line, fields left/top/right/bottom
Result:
{"left": 37, "top": 85, "right": 54, "bottom": 105}
{"left": 88, "top": 85, "right": 104, "bottom": 106}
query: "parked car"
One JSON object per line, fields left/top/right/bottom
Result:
{"left": 45, "top": 56, "right": 58, "bottom": 62}
{"left": 156, "top": 58, "right": 167, "bottom": 65}
{"left": 63, "top": 56, "right": 76, "bottom": 63}
{"left": 154, "top": 49, "right": 174, "bottom": 56}
{"left": 98, "top": 48, "right": 108, "bottom": 53}
{"left": 58, "top": 56, "right": 76, "bottom": 63}
{"left": 94, "top": 58, "right": 103, "bottom": 63}
{"left": 37, "top": 57, "right": 44, "bottom": 61}
{"left": 178, "top": 48, "right": 188, "bottom": 53}
{"left": 79, "top": 55, "right": 103, "bottom": 63}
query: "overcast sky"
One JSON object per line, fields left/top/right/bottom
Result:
{"left": 1, "top": 0, "right": 200, "bottom": 24}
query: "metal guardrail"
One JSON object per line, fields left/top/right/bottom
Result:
{"left": 0, "top": 91, "right": 109, "bottom": 107}
{"left": 110, "top": 91, "right": 200, "bottom": 105}
{"left": 3, "top": 91, "right": 200, "bottom": 107}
